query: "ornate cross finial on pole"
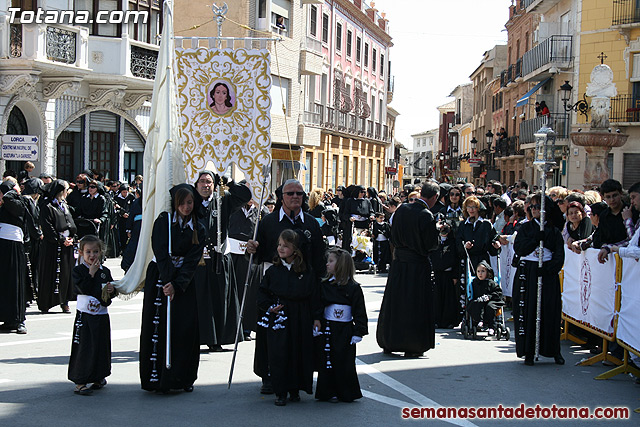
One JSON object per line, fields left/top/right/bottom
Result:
{"left": 212, "top": 2, "right": 229, "bottom": 49}
{"left": 598, "top": 52, "right": 608, "bottom": 65}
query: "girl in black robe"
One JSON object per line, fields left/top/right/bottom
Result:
{"left": 430, "top": 220, "right": 460, "bottom": 329}
{"left": 68, "top": 235, "right": 116, "bottom": 395}
{"left": 139, "top": 184, "right": 206, "bottom": 392}
{"left": 257, "top": 229, "right": 317, "bottom": 406}
{"left": 38, "top": 180, "right": 77, "bottom": 314}
{"left": 467, "top": 261, "right": 503, "bottom": 334}
{"left": 372, "top": 213, "right": 391, "bottom": 273}
{"left": 315, "top": 248, "right": 367, "bottom": 403}
{"left": 0, "top": 181, "right": 28, "bottom": 333}
{"left": 513, "top": 194, "right": 565, "bottom": 366}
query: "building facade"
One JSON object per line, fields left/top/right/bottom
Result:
{"left": 1, "top": 0, "right": 157, "bottom": 183}
{"left": 408, "top": 128, "right": 437, "bottom": 183}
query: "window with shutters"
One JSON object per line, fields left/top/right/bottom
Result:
{"left": 310, "top": 5, "right": 317, "bottom": 37}
{"left": 127, "top": 0, "right": 162, "bottom": 44}
{"left": 364, "top": 42, "right": 369, "bottom": 67}
{"left": 372, "top": 47, "right": 377, "bottom": 73}
{"left": 346, "top": 30, "right": 352, "bottom": 58}
{"left": 322, "top": 13, "right": 329, "bottom": 43}
{"left": 356, "top": 37, "right": 361, "bottom": 63}
{"left": 336, "top": 23, "right": 342, "bottom": 52}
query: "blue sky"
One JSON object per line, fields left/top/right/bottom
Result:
{"left": 373, "top": 0, "right": 510, "bottom": 148}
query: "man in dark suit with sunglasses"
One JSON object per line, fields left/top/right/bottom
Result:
{"left": 246, "top": 179, "right": 325, "bottom": 395}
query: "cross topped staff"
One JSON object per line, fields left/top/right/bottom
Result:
{"left": 598, "top": 52, "right": 607, "bottom": 65}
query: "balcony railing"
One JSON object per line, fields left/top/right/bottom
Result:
{"left": 500, "top": 70, "right": 507, "bottom": 88}
{"left": 303, "top": 35, "right": 322, "bottom": 54}
{"left": 515, "top": 57, "right": 522, "bottom": 79}
{"left": 612, "top": 0, "right": 640, "bottom": 26}
{"left": 610, "top": 94, "right": 640, "bottom": 122}
{"left": 10, "top": 24, "right": 21, "bottom": 58}
{"left": 130, "top": 45, "right": 159, "bottom": 79}
{"left": 494, "top": 136, "right": 522, "bottom": 158}
{"left": 302, "top": 103, "right": 390, "bottom": 141}
{"left": 522, "top": 35, "right": 572, "bottom": 77}
{"left": 46, "top": 26, "right": 76, "bottom": 64}
{"left": 519, "top": 112, "right": 570, "bottom": 143}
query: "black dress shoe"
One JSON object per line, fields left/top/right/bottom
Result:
{"left": 208, "top": 345, "right": 223, "bottom": 352}
{"left": 554, "top": 354, "right": 565, "bottom": 365}
{"left": 274, "top": 395, "right": 287, "bottom": 406}
{"left": 289, "top": 391, "right": 300, "bottom": 402}
{"left": 524, "top": 356, "right": 534, "bottom": 366}
{"left": 404, "top": 352, "right": 424, "bottom": 358}
{"left": 183, "top": 385, "right": 194, "bottom": 392}
{"left": 382, "top": 348, "right": 392, "bottom": 355}
{"left": 260, "top": 379, "right": 274, "bottom": 395}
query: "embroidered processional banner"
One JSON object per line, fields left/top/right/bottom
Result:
{"left": 617, "top": 258, "right": 640, "bottom": 355}
{"left": 174, "top": 47, "right": 272, "bottom": 199}
{"left": 562, "top": 247, "right": 617, "bottom": 336}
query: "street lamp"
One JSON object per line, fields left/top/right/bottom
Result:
{"left": 533, "top": 124, "right": 557, "bottom": 167}
{"left": 485, "top": 130, "right": 494, "bottom": 152}
{"left": 470, "top": 137, "right": 477, "bottom": 155}
{"left": 560, "top": 80, "right": 589, "bottom": 119}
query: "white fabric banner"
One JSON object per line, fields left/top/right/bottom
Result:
{"left": 562, "top": 247, "right": 617, "bottom": 336}
{"left": 617, "top": 258, "right": 640, "bottom": 354}
{"left": 114, "top": 6, "right": 186, "bottom": 295}
{"left": 174, "top": 47, "right": 272, "bottom": 200}
{"left": 498, "top": 235, "right": 517, "bottom": 298}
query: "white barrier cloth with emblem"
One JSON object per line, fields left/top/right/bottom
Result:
{"left": 562, "top": 247, "right": 616, "bottom": 335}
{"left": 498, "top": 234, "right": 517, "bottom": 298}
{"left": 617, "top": 259, "right": 640, "bottom": 353}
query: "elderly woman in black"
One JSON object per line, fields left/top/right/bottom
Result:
{"left": 139, "top": 184, "right": 206, "bottom": 393}
{"left": 513, "top": 193, "right": 565, "bottom": 366}
{"left": 75, "top": 179, "right": 109, "bottom": 239}
{"left": 38, "top": 180, "right": 77, "bottom": 314}
{"left": 340, "top": 185, "right": 374, "bottom": 249}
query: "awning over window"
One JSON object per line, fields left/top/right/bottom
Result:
{"left": 515, "top": 77, "right": 551, "bottom": 108}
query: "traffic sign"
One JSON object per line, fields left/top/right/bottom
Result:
{"left": 1, "top": 135, "right": 39, "bottom": 161}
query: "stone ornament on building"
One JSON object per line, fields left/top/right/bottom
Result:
{"left": 0, "top": 73, "right": 39, "bottom": 96}
{"left": 88, "top": 85, "right": 127, "bottom": 107}
{"left": 123, "top": 92, "right": 152, "bottom": 110}
{"left": 42, "top": 78, "right": 81, "bottom": 99}
{"left": 91, "top": 51, "right": 104, "bottom": 64}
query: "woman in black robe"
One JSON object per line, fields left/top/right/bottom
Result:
{"left": 38, "top": 180, "right": 77, "bottom": 314}
{"left": 114, "top": 184, "right": 136, "bottom": 256}
{"left": 75, "top": 180, "right": 108, "bottom": 239}
{"left": 513, "top": 193, "right": 565, "bottom": 366}
{"left": 140, "top": 184, "right": 205, "bottom": 392}
{"left": 22, "top": 178, "right": 44, "bottom": 304}
{"left": 0, "top": 181, "right": 28, "bottom": 333}
{"left": 139, "top": 184, "right": 205, "bottom": 392}
{"left": 340, "top": 185, "right": 374, "bottom": 251}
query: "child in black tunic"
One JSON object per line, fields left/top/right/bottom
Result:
{"left": 372, "top": 213, "right": 391, "bottom": 273}
{"left": 68, "top": 235, "right": 116, "bottom": 395}
{"left": 258, "top": 229, "right": 317, "bottom": 406}
{"left": 467, "top": 261, "right": 502, "bottom": 335}
{"left": 315, "top": 248, "right": 368, "bottom": 403}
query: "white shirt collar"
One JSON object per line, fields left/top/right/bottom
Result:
{"left": 279, "top": 206, "right": 304, "bottom": 224}
{"left": 173, "top": 212, "right": 194, "bottom": 230}
{"left": 282, "top": 259, "right": 293, "bottom": 270}
{"left": 81, "top": 259, "right": 103, "bottom": 270}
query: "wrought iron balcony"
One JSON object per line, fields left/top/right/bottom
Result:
{"left": 524, "top": 0, "right": 563, "bottom": 14}
{"left": 522, "top": 35, "right": 572, "bottom": 77}
{"left": 302, "top": 103, "right": 390, "bottom": 142}
{"left": 46, "top": 26, "right": 76, "bottom": 64}
{"left": 612, "top": 0, "right": 640, "bottom": 26}
{"left": 609, "top": 94, "right": 640, "bottom": 122}
{"left": 130, "top": 45, "right": 159, "bottom": 80}
{"left": 500, "top": 70, "right": 507, "bottom": 88}
{"left": 10, "top": 24, "right": 21, "bottom": 58}
{"left": 519, "top": 112, "right": 569, "bottom": 143}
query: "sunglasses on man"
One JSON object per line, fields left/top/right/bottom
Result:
{"left": 283, "top": 191, "right": 305, "bottom": 196}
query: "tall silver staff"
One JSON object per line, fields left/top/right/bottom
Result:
{"left": 166, "top": 212, "right": 172, "bottom": 369}
{"left": 532, "top": 124, "right": 556, "bottom": 360}
{"left": 228, "top": 164, "right": 270, "bottom": 389}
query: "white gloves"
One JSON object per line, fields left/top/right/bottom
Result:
{"left": 477, "top": 294, "right": 490, "bottom": 303}
{"left": 313, "top": 326, "right": 322, "bottom": 337}
{"left": 350, "top": 336, "right": 362, "bottom": 345}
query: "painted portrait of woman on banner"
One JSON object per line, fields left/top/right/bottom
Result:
{"left": 208, "top": 80, "right": 236, "bottom": 116}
